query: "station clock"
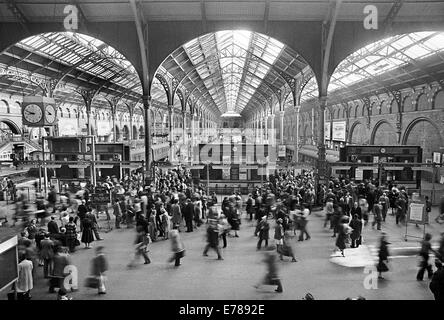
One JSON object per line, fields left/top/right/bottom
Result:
{"left": 22, "top": 96, "right": 58, "bottom": 127}
{"left": 23, "top": 104, "right": 43, "bottom": 125}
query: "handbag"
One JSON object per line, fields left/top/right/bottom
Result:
{"left": 84, "top": 276, "right": 99, "bottom": 289}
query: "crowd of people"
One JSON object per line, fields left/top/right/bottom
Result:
{"left": 3, "top": 166, "right": 444, "bottom": 300}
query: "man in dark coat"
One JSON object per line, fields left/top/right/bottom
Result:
{"left": 76, "top": 200, "right": 88, "bottom": 230}
{"left": 47, "top": 216, "right": 59, "bottom": 236}
{"left": 39, "top": 233, "right": 54, "bottom": 278}
{"left": 182, "top": 199, "right": 194, "bottom": 232}
{"left": 255, "top": 215, "right": 270, "bottom": 250}
{"left": 349, "top": 214, "right": 362, "bottom": 248}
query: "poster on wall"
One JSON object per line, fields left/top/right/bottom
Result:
{"left": 278, "top": 145, "right": 286, "bottom": 157}
{"left": 57, "top": 119, "right": 77, "bottom": 136}
{"left": 332, "top": 121, "right": 346, "bottom": 142}
{"left": 355, "top": 168, "right": 363, "bottom": 180}
{"left": 324, "top": 122, "right": 331, "bottom": 140}
{"left": 433, "top": 152, "right": 441, "bottom": 164}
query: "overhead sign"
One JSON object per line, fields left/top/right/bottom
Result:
{"left": 324, "top": 122, "right": 331, "bottom": 140}
{"left": 332, "top": 121, "right": 346, "bottom": 142}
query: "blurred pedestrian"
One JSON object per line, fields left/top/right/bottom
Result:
{"left": 377, "top": 233, "right": 390, "bottom": 279}
{"left": 274, "top": 218, "right": 284, "bottom": 260}
{"left": 254, "top": 246, "right": 283, "bottom": 293}
{"left": 91, "top": 246, "right": 108, "bottom": 294}
{"left": 417, "top": 233, "right": 437, "bottom": 281}
{"left": 218, "top": 214, "right": 230, "bottom": 248}
{"left": 15, "top": 251, "right": 33, "bottom": 300}
{"left": 128, "top": 225, "right": 151, "bottom": 267}
{"left": 203, "top": 224, "right": 223, "bottom": 260}
{"left": 168, "top": 228, "right": 185, "bottom": 267}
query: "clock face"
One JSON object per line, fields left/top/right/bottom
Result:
{"left": 45, "top": 105, "right": 56, "bottom": 124}
{"left": 23, "top": 104, "right": 43, "bottom": 124}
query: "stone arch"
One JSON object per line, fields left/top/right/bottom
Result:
{"left": 403, "top": 95, "right": 414, "bottom": 112}
{"left": 370, "top": 101, "right": 378, "bottom": 116}
{"left": 58, "top": 107, "right": 64, "bottom": 118}
{"left": 402, "top": 117, "right": 443, "bottom": 160}
{"left": 349, "top": 121, "right": 368, "bottom": 144}
{"left": 0, "top": 119, "right": 21, "bottom": 134}
{"left": 390, "top": 99, "right": 399, "bottom": 114}
{"left": 433, "top": 90, "right": 444, "bottom": 109}
{"left": 356, "top": 104, "right": 363, "bottom": 118}
{"left": 0, "top": 100, "right": 10, "bottom": 114}
{"left": 370, "top": 120, "right": 397, "bottom": 145}
{"left": 416, "top": 93, "right": 429, "bottom": 111}
{"left": 336, "top": 106, "right": 341, "bottom": 119}
{"left": 380, "top": 100, "right": 389, "bottom": 115}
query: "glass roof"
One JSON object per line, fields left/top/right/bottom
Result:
{"left": 16, "top": 32, "right": 142, "bottom": 96}
{"left": 330, "top": 31, "right": 444, "bottom": 92}
{"left": 155, "top": 30, "right": 303, "bottom": 118}
{"left": 300, "top": 31, "right": 444, "bottom": 105}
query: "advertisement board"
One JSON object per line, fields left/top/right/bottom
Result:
{"left": 332, "top": 121, "right": 346, "bottom": 142}
{"left": 97, "top": 121, "right": 111, "bottom": 136}
{"left": 407, "top": 203, "right": 425, "bottom": 224}
{"left": 324, "top": 122, "right": 331, "bottom": 140}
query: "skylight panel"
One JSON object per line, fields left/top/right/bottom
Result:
{"left": 391, "top": 35, "right": 416, "bottom": 50}
{"left": 422, "top": 34, "right": 444, "bottom": 51}
{"left": 403, "top": 45, "right": 431, "bottom": 59}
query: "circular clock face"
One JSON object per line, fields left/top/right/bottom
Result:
{"left": 45, "top": 105, "right": 56, "bottom": 124}
{"left": 23, "top": 104, "right": 43, "bottom": 124}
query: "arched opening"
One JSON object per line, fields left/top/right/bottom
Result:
{"left": 417, "top": 93, "right": 429, "bottom": 111}
{"left": 132, "top": 125, "right": 138, "bottom": 140}
{"left": 403, "top": 118, "right": 443, "bottom": 160}
{"left": 349, "top": 122, "right": 368, "bottom": 145}
{"left": 122, "top": 125, "right": 129, "bottom": 141}
{"left": 153, "top": 29, "right": 317, "bottom": 148}
{"left": 0, "top": 120, "right": 21, "bottom": 143}
{"left": 371, "top": 121, "right": 397, "bottom": 145}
